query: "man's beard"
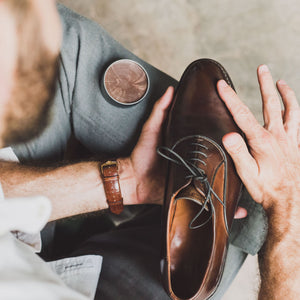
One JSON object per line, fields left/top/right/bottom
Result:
{"left": 2, "top": 55, "right": 60, "bottom": 146}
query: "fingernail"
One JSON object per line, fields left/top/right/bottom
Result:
{"left": 259, "top": 64, "right": 269, "bottom": 74}
{"left": 167, "top": 86, "right": 174, "bottom": 95}
{"left": 218, "top": 80, "right": 228, "bottom": 88}
{"left": 278, "top": 79, "right": 287, "bottom": 85}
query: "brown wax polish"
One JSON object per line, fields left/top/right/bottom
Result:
{"left": 104, "top": 59, "right": 149, "bottom": 105}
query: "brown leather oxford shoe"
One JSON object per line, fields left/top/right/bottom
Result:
{"left": 158, "top": 59, "right": 243, "bottom": 300}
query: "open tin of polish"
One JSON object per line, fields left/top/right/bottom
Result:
{"left": 103, "top": 59, "right": 150, "bottom": 105}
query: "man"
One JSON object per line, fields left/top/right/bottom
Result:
{"left": 0, "top": 0, "right": 88, "bottom": 299}
{"left": 0, "top": 1, "right": 248, "bottom": 299}
{"left": 0, "top": 1, "right": 298, "bottom": 300}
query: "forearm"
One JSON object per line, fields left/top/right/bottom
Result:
{"left": 258, "top": 211, "right": 300, "bottom": 299}
{"left": 0, "top": 158, "right": 136, "bottom": 221}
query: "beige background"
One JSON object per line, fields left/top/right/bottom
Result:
{"left": 60, "top": 0, "right": 300, "bottom": 125}
{"left": 58, "top": 0, "right": 300, "bottom": 298}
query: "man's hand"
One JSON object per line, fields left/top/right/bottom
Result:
{"left": 128, "top": 86, "right": 174, "bottom": 205}
{"left": 217, "top": 65, "right": 300, "bottom": 299}
{"left": 218, "top": 65, "right": 300, "bottom": 232}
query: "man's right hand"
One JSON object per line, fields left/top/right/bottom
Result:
{"left": 218, "top": 65, "right": 300, "bottom": 232}
{"left": 217, "top": 64, "right": 300, "bottom": 299}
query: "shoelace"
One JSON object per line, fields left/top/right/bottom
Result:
{"left": 157, "top": 137, "right": 229, "bottom": 232}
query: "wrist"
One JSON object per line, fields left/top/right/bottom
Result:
{"left": 265, "top": 201, "right": 300, "bottom": 243}
{"left": 117, "top": 157, "right": 137, "bottom": 205}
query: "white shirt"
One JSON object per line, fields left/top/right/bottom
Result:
{"left": 0, "top": 148, "right": 102, "bottom": 300}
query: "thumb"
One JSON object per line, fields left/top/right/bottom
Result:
{"left": 141, "top": 86, "right": 174, "bottom": 136}
{"left": 223, "top": 132, "right": 258, "bottom": 186}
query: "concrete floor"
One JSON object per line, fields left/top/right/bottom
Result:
{"left": 58, "top": 0, "right": 300, "bottom": 298}
{"left": 60, "top": 0, "right": 300, "bottom": 124}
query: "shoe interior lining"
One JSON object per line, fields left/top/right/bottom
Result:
{"left": 170, "top": 198, "right": 213, "bottom": 299}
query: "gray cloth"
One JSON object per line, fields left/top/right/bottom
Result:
{"left": 230, "top": 188, "right": 268, "bottom": 255}
{"left": 12, "top": 4, "right": 267, "bottom": 299}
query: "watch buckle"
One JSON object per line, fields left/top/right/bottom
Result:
{"left": 100, "top": 160, "right": 117, "bottom": 174}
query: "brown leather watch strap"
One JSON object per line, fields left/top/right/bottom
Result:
{"left": 100, "top": 160, "right": 124, "bottom": 214}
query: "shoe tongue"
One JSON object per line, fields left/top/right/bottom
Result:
{"left": 176, "top": 182, "right": 209, "bottom": 211}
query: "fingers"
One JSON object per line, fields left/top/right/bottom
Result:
{"left": 277, "top": 80, "right": 300, "bottom": 142}
{"left": 277, "top": 80, "right": 298, "bottom": 112}
{"left": 160, "top": 86, "right": 175, "bottom": 110}
{"left": 217, "top": 80, "right": 263, "bottom": 143}
{"left": 234, "top": 207, "right": 248, "bottom": 219}
{"left": 142, "top": 86, "right": 174, "bottom": 135}
{"left": 222, "top": 132, "right": 258, "bottom": 188}
{"left": 257, "top": 65, "right": 284, "bottom": 133}
{"left": 132, "top": 86, "right": 174, "bottom": 171}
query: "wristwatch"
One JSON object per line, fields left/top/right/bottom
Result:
{"left": 100, "top": 160, "right": 124, "bottom": 214}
